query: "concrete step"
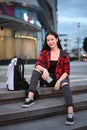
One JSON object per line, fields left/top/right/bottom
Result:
{"left": 0, "top": 92, "right": 87, "bottom": 125}
{"left": 0, "top": 110, "right": 87, "bottom": 130}
{"left": 0, "top": 85, "right": 87, "bottom": 105}
{"left": 0, "top": 88, "right": 26, "bottom": 104}
{"left": 37, "top": 85, "right": 87, "bottom": 98}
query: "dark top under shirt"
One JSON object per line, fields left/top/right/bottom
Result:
{"left": 48, "top": 60, "right": 57, "bottom": 80}
{"left": 40, "top": 61, "right": 58, "bottom": 87}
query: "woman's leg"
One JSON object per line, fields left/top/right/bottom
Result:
{"left": 60, "top": 82, "right": 75, "bottom": 125}
{"left": 22, "top": 70, "right": 41, "bottom": 108}
{"left": 61, "top": 84, "right": 74, "bottom": 112}
{"left": 22, "top": 69, "right": 41, "bottom": 107}
{"left": 27, "top": 69, "right": 41, "bottom": 100}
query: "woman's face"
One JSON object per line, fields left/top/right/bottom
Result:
{"left": 46, "top": 34, "right": 58, "bottom": 49}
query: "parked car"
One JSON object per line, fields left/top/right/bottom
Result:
{"left": 82, "top": 53, "right": 87, "bottom": 61}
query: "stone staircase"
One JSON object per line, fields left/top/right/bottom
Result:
{"left": 0, "top": 85, "right": 87, "bottom": 129}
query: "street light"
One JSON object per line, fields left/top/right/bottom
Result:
{"left": 77, "top": 22, "right": 80, "bottom": 61}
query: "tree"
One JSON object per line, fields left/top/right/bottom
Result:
{"left": 83, "top": 37, "right": 87, "bottom": 53}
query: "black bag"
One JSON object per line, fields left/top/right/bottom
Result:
{"left": 6, "top": 58, "right": 29, "bottom": 91}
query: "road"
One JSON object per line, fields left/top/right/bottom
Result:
{"left": 70, "top": 61, "right": 87, "bottom": 87}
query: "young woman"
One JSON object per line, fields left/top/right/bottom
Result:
{"left": 22, "top": 31, "right": 75, "bottom": 125}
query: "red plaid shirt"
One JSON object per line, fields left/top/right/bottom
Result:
{"left": 35, "top": 49, "right": 70, "bottom": 79}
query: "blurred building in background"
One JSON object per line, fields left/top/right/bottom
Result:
{"left": 59, "top": 34, "right": 70, "bottom": 53}
{"left": 0, "top": 0, "right": 57, "bottom": 62}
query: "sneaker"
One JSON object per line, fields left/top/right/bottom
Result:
{"left": 66, "top": 114, "right": 75, "bottom": 125}
{"left": 22, "top": 98, "right": 35, "bottom": 108}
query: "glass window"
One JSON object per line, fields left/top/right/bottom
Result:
{"left": 15, "top": 6, "right": 38, "bottom": 25}
{"left": 0, "top": 2, "right": 14, "bottom": 16}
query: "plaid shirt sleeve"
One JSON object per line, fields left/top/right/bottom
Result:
{"left": 63, "top": 54, "right": 70, "bottom": 75}
{"left": 35, "top": 50, "right": 47, "bottom": 67}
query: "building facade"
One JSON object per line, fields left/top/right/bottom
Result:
{"left": 59, "top": 34, "right": 71, "bottom": 53}
{"left": 0, "top": 0, "right": 57, "bottom": 61}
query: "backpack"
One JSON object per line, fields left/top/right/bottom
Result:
{"left": 6, "top": 58, "right": 29, "bottom": 91}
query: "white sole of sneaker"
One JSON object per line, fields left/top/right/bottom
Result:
{"left": 22, "top": 101, "right": 35, "bottom": 108}
{"left": 66, "top": 121, "right": 75, "bottom": 125}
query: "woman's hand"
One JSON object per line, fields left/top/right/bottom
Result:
{"left": 54, "top": 80, "right": 61, "bottom": 91}
{"left": 42, "top": 68, "right": 49, "bottom": 80}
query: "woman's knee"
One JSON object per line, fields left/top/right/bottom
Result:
{"left": 60, "top": 83, "right": 71, "bottom": 92}
{"left": 34, "top": 68, "right": 42, "bottom": 74}
{"left": 60, "top": 78, "right": 69, "bottom": 88}
{"left": 61, "top": 82, "right": 68, "bottom": 87}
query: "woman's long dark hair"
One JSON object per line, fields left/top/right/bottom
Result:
{"left": 42, "top": 31, "right": 62, "bottom": 51}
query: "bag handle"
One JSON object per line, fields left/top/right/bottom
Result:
{"left": 17, "top": 58, "right": 24, "bottom": 79}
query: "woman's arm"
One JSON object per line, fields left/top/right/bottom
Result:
{"left": 58, "top": 72, "right": 68, "bottom": 82}
{"left": 35, "top": 65, "right": 44, "bottom": 73}
{"left": 54, "top": 72, "right": 68, "bottom": 91}
{"left": 35, "top": 50, "right": 50, "bottom": 80}
{"left": 54, "top": 53, "right": 70, "bottom": 91}
{"left": 36, "top": 65, "right": 49, "bottom": 80}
